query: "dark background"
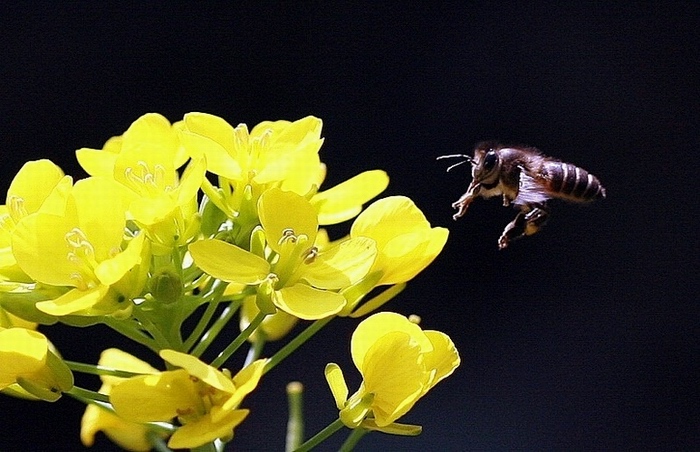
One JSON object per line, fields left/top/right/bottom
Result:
{"left": 1, "top": 3, "right": 697, "bottom": 451}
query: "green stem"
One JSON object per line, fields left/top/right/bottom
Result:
{"left": 264, "top": 316, "right": 332, "bottom": 375}
{"left": 339, "top": 427, "right": 369, "bottom": 452}
{"left": 294, "top": 418, "right": 345, "bottom": 452}
{"left": 183, "top": 293, "right": 222, "bottom": 353}
{"left": 210, "top": 311, "right": 265, "bottom": 368}
{"left": 137, "top": 315, "right": 172, "bottom": 350}
{"left": 285, "top": 382, "right": 304, "bottom": 452}
{"left": 190, "top": 298, "right": 242, "bottom": 358}
{"left": 65, "top": 360, "right": 144, "bottom": 379}
{"left": 66, "top": 386, "right": 111, "bottom": 404}
{"left": 244, "top": 332, "right": 266, "bottom": 367}
{"left": 103, "top": 317, "right": 159, "bottom": 353}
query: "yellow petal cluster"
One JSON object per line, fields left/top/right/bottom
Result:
{"left": 351, "top": 196, "right": 449, "bottom": 286}
{"left": 189, "top": 188, "right": 377, "bottom": 324}
{"left": 110, "top": 350, "right": 267, "bottom": 449}
{"left": 77, "top": 113, "right": 204, "bottom": 252}
{"left": 10, "top": 176, "right": 146, "bottom": 317}
{"left": 326, "top": 312, "right": 459, "bottom": 429}
{"left": 81, "top": 349, "right": 161, "bottom": 451}
{"left": 0, "top": 111, "right": 458, "bottom": 451}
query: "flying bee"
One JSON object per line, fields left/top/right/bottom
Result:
{"left": 438, "top": 142, "right": 606, "bottom": 249}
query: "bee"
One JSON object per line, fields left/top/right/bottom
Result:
{"left": 438, "top": 142, "right": 606, "bottom": 249}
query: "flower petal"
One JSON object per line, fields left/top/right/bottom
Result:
{"left": 188, "top": 239, "right": 270, "bottom": 284}
{"left": 182, "top": 113, "right": 242, "bottom": 180}
{"left": 35, "top": 286, "right": 110, "bottom": 316}
{"left": 0, "top": 328, "right": 47, "bottom": 388}
{"left": 12, "top": 211, "right": 78, "bottom": 286}
{"left": 110, "top": 369, "right": 198, "bottom": 422}
{"left": 303, "top": 237, "right": 376, "bottom": 289}
{"left": 95, "top": 233, "right": 145, "bottom": 286}
{"left": 351, "top": 196, "right": 448, "bottom": 285}
{"left": 422, "top": 330, "right": 461, "bottom": 389}
{"left": 160, "top": 349, "right": 235, "bottom": 393}
{"left": 6, "top": 160, "right": 65, "bottom": 223}
{"left": 360, "top": 331, "right": 426, "bottom": 427}
{"left": 168, "top": 409, "right": 249, "bottom": 450}
{"left": 350, "top": 312, "right": 432, "bottom": 373}
{"left": 240, "top": 296, "right": 298, "bottom": 342}
{"left": 312, "top": 170, "right": 389, "bottom": 225}
{"left": 258, "top": 188, "right": 318, "bottom": 254}
{"left": 274, "top": 285, "right": 345, "bottom": 320}
{"left": 97, "top": 348, "right": 159, "bottom": 386}
{"left": 221, "top": 358, "right": 267, "bottom": 412}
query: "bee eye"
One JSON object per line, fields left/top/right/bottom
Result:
{"left": 483, "top": 151, "right": 498, "bottom": 171}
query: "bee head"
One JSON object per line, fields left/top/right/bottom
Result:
{"left": 472, "top": 143, "right": 502, "bottom": 185}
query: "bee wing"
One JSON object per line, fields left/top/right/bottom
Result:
{"left": 513, "top": 171, "right": 551, "bottom": 206}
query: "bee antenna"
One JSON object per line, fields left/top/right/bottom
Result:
{"left": 436, "top": 154, "right": 473, "bottom": 172}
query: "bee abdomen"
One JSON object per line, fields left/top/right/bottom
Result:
{"left": 543, "top": 161, "right": 606, "bottom": 201}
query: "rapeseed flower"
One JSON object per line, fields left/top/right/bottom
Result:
{"left": 81, "top": 348, "right": 162, "bottom": 451}
{"left": 325, "top": 312, "right": 459, "bottom": 430}
{"left": 110, "top": 350, "right": 267, "bottom": 449}
{"left": 11, "top": 177, "right": 147, "bottom": 317}
{"left": 190, "top": 188, "right": 376, "bottom": 321}
{"left": 76, "top": 113, "right": 204, "bottom": 252}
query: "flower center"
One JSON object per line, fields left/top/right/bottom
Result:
{"left": 124, "top": 161, "right": 173, "bottom": 196}
{"left": 7, "top": 195, "right": 27, "bottom": 221}
{"left": 64, "top": 228, "right": 99, "bottom": 290}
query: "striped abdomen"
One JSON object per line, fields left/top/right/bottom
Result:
{"left": 542, "top": 161, "right": 606, "bottom": 202}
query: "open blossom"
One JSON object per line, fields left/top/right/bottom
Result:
{"left": 0, "top": 160, "right": 71, "bottom": 282}
{"left": 110, "top": 350, "right": 267, "bottom": 449}
{"left": 180, "top": 113, "right": 324, "bottom": 219}
{"left": 350, "top": 196, "right": 449, "bottom": 286}
{"left": 76, "top": 113, "right": 205, "bottom": 252}
{"left": 180, "top": 113, "right": 389, "bottom": 234}
{"left": 325, "top": 312, "right": 459, "bottom": 430}
{"left": 189, "top": 188, "right": 377, "bottom": 322}
{"left": 11, "top": 176, "right": 147, "bottom": 317}
{"left": 81, "top": 349, "right": 162, "bottom": 451}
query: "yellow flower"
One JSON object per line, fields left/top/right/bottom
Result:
{"left": 325, "top": 312, "right": 459, "bottom": 430}
{"left": 110, "top": 350, "right": 267, "bottom": 449}
{"left": 76, "top": 113, "right": 189, "bottom": 179}
{"left": 81, "top": 348, "right": 162, "bottom": 451}
{"left": 189, "top": 188, "right": 376, "bottom": 321}
{"left": 180, "top": 113, "right": 324, "bottom": 218}
{"left": 0, "top": 160, "right": 71, "bottom": 282}
{"left": 76, "top": 113, "right": 205, "bottom": 252}
{"left": 0, "top": 327, "right": 73, "bottom": 401}
{"left": 11, "top": 177, "right": 147, "bottom": 317}
{"left": 350, "top": 196, "right": 448, "bottom": 285}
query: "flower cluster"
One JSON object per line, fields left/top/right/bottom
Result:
{"left": 0, "top": 112, "right": 458, "bottom": 450}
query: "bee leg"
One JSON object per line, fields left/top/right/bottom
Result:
{"left": 498, "top": 211, "right": 527, "bottom": 249}
{"left": 498, "top": 205, "right": 549, "bottom": 249}
{"left": 523, "top": 206, "right": 549, "bottom": 237}
{"left": 451, "top": 182, "right": 481, "bottom": 219}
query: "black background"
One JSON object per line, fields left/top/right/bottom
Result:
{"left": 1, "top": 3, "right": 698, "bottom": 451}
